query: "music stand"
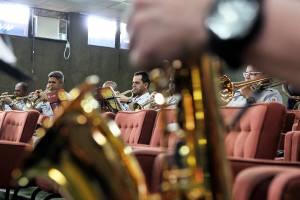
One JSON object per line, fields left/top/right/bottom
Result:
{"left": 96, "top": 87, "right": 124, "bottom": 113}
{"left": 47, "top": 89, "right": 70, "bottom": 115}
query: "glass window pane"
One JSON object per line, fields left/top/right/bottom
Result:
{"left": 88, "top": 17, "right": 116, "bottom": 48}
{"left": 120, "top": 23, "right": 129, "bottom": 49}
{"left": 0, "top": 3, "right": 30, "bottom": 37}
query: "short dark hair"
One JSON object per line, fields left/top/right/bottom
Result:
{"left": 48, "top": 71, "right": 64, "bottom": 83}
{"left": 17, "top": 82, "right": 29, "bottom": 92}
{"left": 134, "top": 71, "right": 150, "bottom": 89}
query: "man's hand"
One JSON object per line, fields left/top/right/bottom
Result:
{"left": 240, "top": 86, "right": 253, "bottom": 99}
{"left": 127, "top": 0, "right": 214, "bottom": 68}
{"left": 118, "top": 95, "right": 130, "bottom": 103}
{"left": 1, "top": 97, "right": 13, "bottom": 105}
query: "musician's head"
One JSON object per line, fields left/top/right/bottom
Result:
{"left": 103, "top": 81, "right": 118, "bottom": 91}
{"left": 132, "top": 71, "right": 150, "bottom": 96}
{"left": 48, "top": 71, "right": 64, "bottom": 91}
{"left": 14, "top": 82, "right": 29, "bottom": 97}
{"left": 243, "top": 65, "right": 267, "bottom": 81}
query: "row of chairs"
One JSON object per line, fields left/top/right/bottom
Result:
{"left": 3, "top": 103, "right": 300, "bottom": 199}
{"left": 104, "top": 103, "right": 300, "bottom": 198}
{"left": 0, "top": 110, "right": 50, "bottom": 199}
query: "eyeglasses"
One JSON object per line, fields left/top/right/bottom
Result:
{"left": 243, "top": 72, "right": 264, "bottom": 78}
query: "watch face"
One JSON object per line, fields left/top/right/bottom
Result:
{"left": 206, "top": 0, "right": 259, "bottom": 40}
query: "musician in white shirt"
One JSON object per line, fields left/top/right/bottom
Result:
{"left": 120, "top": 71, "right": 151, "bottom": 111}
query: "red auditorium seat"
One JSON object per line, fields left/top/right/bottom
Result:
{"left": 132, "top": 109, "right": 180, "bottom": 193}
{"left": 0, "top": 110, "right": 40, "bottom": 198}
{"left": 288, "top": 110, "right": 300, "bottom": 131}
{"left": 221, "top": 102, "right": 286, "bottom": 159}
{"left": 114, "top": 110, "right": 157, "bottom": 145}
{"left": 37, "top": 114, "right": 50, "bottom": 124}
{"left": 0, "top": 110, "right": 40, "bottom": 143}
{"left": 277, "top": 112, "right": 295, "bottom": 151}
{"left": 232, "top": 166, "right": 300, "bottom": 200}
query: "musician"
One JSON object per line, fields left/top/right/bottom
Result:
{"left": 1, "top": 82, "right": 29, "bottom": 111}
{"left": 34, "top": 71, "right": 71, "bottom": 118}
{"left": 150, "top": 77, "right": 181, "bottom": 109}
{"left": 120, "top": 71, "right": 151, "bottom": 111}
{"left": 227, "top": 65, "right": 283, "bottom": 106}
{"left": 165, "top": 78, "right": 181, "bottom": 108}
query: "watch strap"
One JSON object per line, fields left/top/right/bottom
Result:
{"left": 208, "top": 0, "right": 263, "bottom": 69}
{"left": 9, "top": 102, "right": 14, "bottom": 107}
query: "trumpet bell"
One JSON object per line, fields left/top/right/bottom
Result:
{"left": 15, "top": 76, "right": 148, "bottom": 200}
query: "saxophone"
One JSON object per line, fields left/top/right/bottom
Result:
{"left": 157, "top": 57, "right": 232, "bottom": 200}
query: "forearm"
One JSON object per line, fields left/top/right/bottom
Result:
{"left": 244, "top": 0, "right": 300, "bottom": 87}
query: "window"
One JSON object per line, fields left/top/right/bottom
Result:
{"left": 0, "top": 3, "right": 30, "bottom": 37}
{"left": 88, "top": 17, "right": 117, "bottom": 48}
{"left": 120, "top": 23, "right": 129, "bottom": 49}
{"left": 34, "top": 16, "right": 68, "bottom": 41}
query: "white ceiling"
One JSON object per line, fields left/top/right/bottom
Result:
{"left": 0, "top": 0, "right": 133, "bottom": 21}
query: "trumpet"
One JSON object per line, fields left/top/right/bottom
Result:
{"left": 0, "top": 94, "right": 15, "bottom": 98}
{"left": 15, "top": 95, "right": 35, "bottom": 101}
{"left": 25, "top": 87, "right": 53, "bottom": 109}
{"left": 219, "top": 75, "right": 285, "bottom": 103}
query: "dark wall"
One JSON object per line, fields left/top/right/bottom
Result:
{"left": 0, "top": 12, "right": 136, "bottom": 94}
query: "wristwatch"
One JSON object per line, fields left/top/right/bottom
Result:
{"left": 127, "top": 99, "right": 132, "bottom": 103}
{"left": 9, "top": 102, "right": 14, "bottom": 107}
{"left": 246, "top": 97, "right": 256, "bottom": 104}
{"left": 206, "top": 0, "right": 263, "bottom": 68}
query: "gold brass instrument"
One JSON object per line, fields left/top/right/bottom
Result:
{"left": 0, "top": 94, "right": 15, "bottom": 98}
{"left": 15, "top": 95, "right": 35, "bottom": 101}
{"left": 219, "top": 75, "right": 284, "bottom": 103}
{"left": 156, "top": 57, "right": 231, "bottom": 199}
{"left": 119, "top": 90, "right": 134, "bottom": 98}
{"left": 14, "top": 76, "right": 148, "bottom": 200}
{"left": 25, "top": 87, "right": 53, "bottom": 109}
{"left": 133, "top": 99, "right": 154, "bottom": 111}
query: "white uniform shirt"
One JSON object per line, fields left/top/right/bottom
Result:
{"left": 3, "top": 100, "right": 28, "bottom": 111}
{"left": 165, "top": 94, "right": 181, "bottom": 109}
{"left": 123, "top": 92, "right": 151, "bottom": 111}
{"left": 227, "top": 88, "right": 283, "bottom": 106}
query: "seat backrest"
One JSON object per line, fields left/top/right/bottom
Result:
{"left": 277, "top": 112, "right": 295, "bottom": 151}
{"left": 114, "top": 110, "right": 157, "bottom": 144}
{"left": 287, "top": 110, "right": 300, "bottom": 131}
{"left": 37, "top": 114, "right": 50, "bottom": 124}
{"left": 0, "top": 110, "right": 40, "bottom": 143}
{"left": 149, "top": 108, "right": 179, "bottom": 148}
{"left": 0, "top": 111, "right": 7, "bottom": 131}
{"left": 101, "top": 112, "right": 116, "bottom": 120}
{"left": 221, "top": 102, "right": 286, "bottom": 159}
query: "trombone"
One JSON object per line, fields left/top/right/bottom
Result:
{"left": 219, "top": 75, "right": 285, "bottom": 103}
{"left": 118, "top": 90, "right": 134, "bottom": 98}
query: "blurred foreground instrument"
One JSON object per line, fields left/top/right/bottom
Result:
{"left": 157, "top": 57, "right": 232, "bottom": 199}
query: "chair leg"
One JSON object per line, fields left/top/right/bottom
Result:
{"left": 12, "top": 188, "right": 21, "bottom": 200}
{"left": 5, "top": 188, "right": 10, "bottom": 200}
{"left": 30, "top": 187, "right": 42, "bottom": 200}
{"left": 44, "top": 193, "right": 61, "bottom": 200}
